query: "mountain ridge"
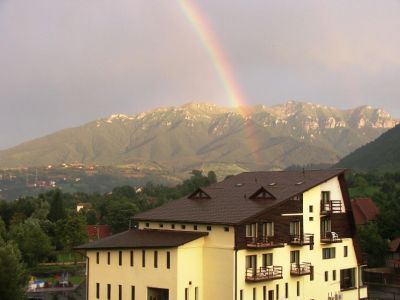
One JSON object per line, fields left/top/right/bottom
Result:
{"left": 0, "top": 101, "right": 398, "bottom": 172}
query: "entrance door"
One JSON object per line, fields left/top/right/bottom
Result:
{"left": 148, "top": 288, "right": 169, "bottom": 300}
{"left": 268, "top": 290, "right": 274, "bottom": 300}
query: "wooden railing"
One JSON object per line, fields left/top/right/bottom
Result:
{"left": 246, "top": 266, "right": 283, "bottom": 282}
{"left": 246, "top": 236, "right": 284, "bottom": 249}
{"left": 321, "top": 200, "right": 342, "bottom": 214}
{"left": 321, "top": 231, "right": 342, "bottom": 243}
{"left": 288, "top": 234, "right": 314, "bottom": 246}
{"left": 290, "top": 262, "right": 312, "bottom": 276}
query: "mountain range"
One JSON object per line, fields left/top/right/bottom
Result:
{"left": 0, "top": 101, "right": 398, "bottom": 174}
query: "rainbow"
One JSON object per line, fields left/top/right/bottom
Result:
{"left": 178, "top": 0, "right": 248, "bottom": 112}
{"left": 178, "top": 0, "right": 263, "bottom": 163}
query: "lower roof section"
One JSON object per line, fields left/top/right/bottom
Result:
{"left": 75, "top": 229, "right": 208, "bottom": 250}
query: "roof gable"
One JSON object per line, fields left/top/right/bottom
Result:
{"left": 188, "top": 188, "right": 211, "bottom": 200}
{"left": 249, "top": 186, "right": 276, "bottom": 200}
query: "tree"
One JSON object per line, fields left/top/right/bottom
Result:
{"left": 0, "top": 239, "right": 28, "bottom": 300}
{"left": 48, "top": 189, "right": 66, "bottom": 222}
{"left": 56, "top": 213, "right": 88, "bottom": 251}
{"left": 10, "top": 218, "right": 52, "bottom": 267}
{"left": 358, "top": 222, "right": 388, "bottom": 267}
{"left": 0, "top": 218, "right": 6, "bottom": 241}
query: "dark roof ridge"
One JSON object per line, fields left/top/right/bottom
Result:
{"left": 238, "top": 170, "right": 345, "bottom": 224}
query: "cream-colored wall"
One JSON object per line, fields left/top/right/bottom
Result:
{"left": 177, "top": 238, "right": 204, "bottom": 300}
{"left": 87, "top": 248, "right": 177, "bottom": 300}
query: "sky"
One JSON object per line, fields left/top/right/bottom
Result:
{"left": 0, "top": 0, "right": 400, "bottom": 149}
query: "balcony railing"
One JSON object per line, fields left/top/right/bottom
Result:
{"left": 246, "top": 236, "right": 285, "bottom": 249}
{"left": 321, "top": 200, "right": 342, "bottom": 214}
{"left": 290, "top": 262, "right": 312, "bottom": 276}
{"left": 288, "top": 234, "right": 314, "bottom": 246}
{"left": 246, "top": 266, "right": 283, "bottom": 282}
{"left": 321, "top": 231, "right": 342, "bottom": 243}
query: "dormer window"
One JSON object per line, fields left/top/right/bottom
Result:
{"left": 188, "top": 188, "right": 211, "bottom": 200}
{"left": 249, "top": 187, "right": 276, "bottom": 200}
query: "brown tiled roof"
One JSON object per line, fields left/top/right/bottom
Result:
{"left": 75, "top": 229, "right": 208, "bottom": 250}
{"left": 351, "top": 198, "right": 379, "bottom": 226}
{"left": 135, "top": 169, "right": 345, "bottom": 225}
{"left": 389, "top": 238, "right": 400, "bottom": 253}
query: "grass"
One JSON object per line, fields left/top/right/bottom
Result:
{"left": 56, "top": 252, "right": 85, "bottom": 263}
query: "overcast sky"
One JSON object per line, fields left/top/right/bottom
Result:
{"left": 1, "top": 0, "right": 400, "bottom": 149}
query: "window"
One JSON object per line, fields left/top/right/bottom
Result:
{"left": 309, "top": 205, "right": 313, "bottom": 213}
{"left": 322, "top": 191, "right": 331, "bottom": 202}
{"left": 181, "top": 224, "right": 186, "bottom": 229}
{"left": 310, "top": 266, "right": 314, "bottom": 281}
{"left": 159, "top": 223, "right": 164, "bottom": 228}
{"left": 240, "top": 290, "right": 243, "bottom": 300}
{"left": 145, "top": 223, "right": 149, "bottom": 227}
{"left": 130, "top": 250, "right": 134, "bottom": 266}
{"left": 289, "top": 221, "right": 301, "bottom": 236}
{"left": 296, "top": 281, "right": 300, "bottom": 296}
{"left": 96, "top": 252, "right": 99, "bottom": 264}
{"left": 290, "top": 250, "right": 300, "bottom": 264}
{"left": 207, "top": 225, "right": 212, "bottom": 231}
{"left": 107, "top": 252, "right": 110, "bottom": 265}
{"left": 275, "top": 284, "right": 279, "bottom": 300}
{"left": 246, "top": 223, "right": 257, "bottom": 237}
{"left": 290, "top": 194, "right": 303, "bottom": 201}
{"left": 96, "top": 283, "right": 100, "bottom": 299}
{"left": 224, "top": 227, "right": 229, "bottom": 232}
{"left": 309, "top": 217, "right": 314, "bottom": 221}
{"left": 195, "top": 287, "right": 198, "bottom": 300}
{"left": 154, "top": 251, "right": 158, "bottom": 268}
{"left": 246, "top": 255, "right": 257, "bottom": 270}
{"left": 285, "top": 283, "right": 288, "bottom": 298}
{"left": 333, "top": 270, "right": 336, "bottom": 281}
{"left": 322, "top": 247, "right": 336, "bottom": 259}
{"left": 107, "top": 284, "right": 111, "bottom": 300}
{"left": 321, "top": 218, "right": 332, "bottom": 238}
{"left": 131, "top": 286, "right": 135, "bottom": 300}
{"left": 344, "top": 246, "right": 348, "bottom": 257}
{"left": 142, "top": 250, "right": 146, "bottom": 267}
{"left": 340, "top": 268, "right": 356, "bottom": 290}
{"left": 263, "top": 286, "right": 266, "bottom": 300}
{"left": 119, "top": 251, "right": 122, "bottom": 266}
{"left": 185, "top": 288, "right": 189, "bottom": 300}
{"left": 325, "top": 271, "right": 329, "bottom": 281}
{"left": 262, "top": 222, "right": 274, "bottom": 237}
{"left": 253, "top": 287, "right": 256, "bottom": 300}
{"left": 193, "top": 225, "right": 198, "bottom": 230}
{"left": 262, "top": 253, "right": 273, "bottom": 267}
{"left": 171, "top": 224, "right": 175, "bottom": 229}
{"left": 119, "top": 285, "right": 122, "bottom": 300}
{"left": 167, "top": 251, "right": 171, "bottom": 269}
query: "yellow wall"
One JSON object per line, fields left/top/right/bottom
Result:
{"left": 87, "top": 248, "right": 177, "bottom": 300}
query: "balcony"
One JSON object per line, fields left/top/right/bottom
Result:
{"left": 246, "top": 266, "right": 283, "bottom": 282}
{"left": 290, "top": 262, "right": 312, "bottom": 276}
{"left": 321, "top": 231, "right": 342, "bottom": 244}
{"left": 321, "top": 200, "right": 342, "bottom": 214}
{"left": 288, "top": 234, "right": 314, "bottom": 246}
{"left": 246, "top": 236, "right": 285, "bottom": 249}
